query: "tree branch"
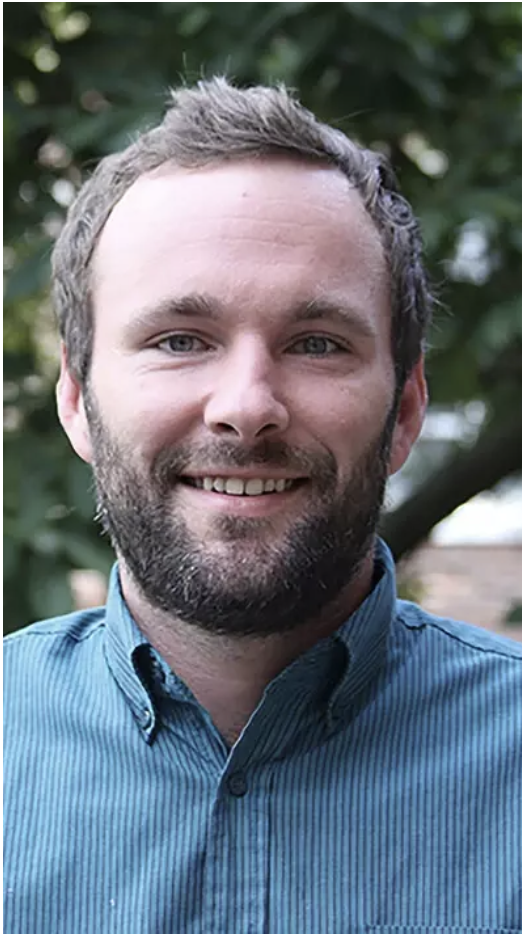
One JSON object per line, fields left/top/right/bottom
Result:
{"left": 381, "top": 406, "right": 522, "bottom": 560}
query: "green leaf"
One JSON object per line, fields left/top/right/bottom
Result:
{"left": 30, "top": 560, "right": 74, "bottom": 620}
{"left": 4, "top": 245, "right": 52, "bottom": 304}
{"left": 504, "top": 602, "right": 522, "bottom": 626}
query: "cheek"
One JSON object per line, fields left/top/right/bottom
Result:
{"left": 90, "top": 367, "right": 204, "bottom": 454}
{"left": 293, "top": 382, "right": 391, "bottom": 453}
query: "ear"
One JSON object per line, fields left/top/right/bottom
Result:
{"left": 56, "top": 344, "right": 93, "bottom": 464}
{"left": 388, "top": 358, "right": 428, "bottom": 476}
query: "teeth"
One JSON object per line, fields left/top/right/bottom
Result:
{"left": 245, "top": 478, "right": 264, "bottom": 496}
{"left": 225, "top": 478, "right": 244, "bottom": 496}
{"left": 196, "top": 476, "right": 297, "bottom": 496}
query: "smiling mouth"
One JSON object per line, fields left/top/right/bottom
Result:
{"left": 180, "top": 476, "right": 305, "bottom": 496}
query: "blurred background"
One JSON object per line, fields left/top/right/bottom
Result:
{"left": 4, "top": 2, "right": 522, "bottom": 637}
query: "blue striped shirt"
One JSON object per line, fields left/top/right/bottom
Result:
{"left": 4, "top": 540, "right": 522, "bottom": 935}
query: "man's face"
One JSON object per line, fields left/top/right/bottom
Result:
{"left": 61, "top": 158, "right": 425, "bottom": 635}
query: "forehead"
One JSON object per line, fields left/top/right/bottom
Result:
{"left": 92, "top": 157, "right": 389, "bottom": 327}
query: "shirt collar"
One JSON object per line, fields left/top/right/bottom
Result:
{"left": 103, "top": 569, "right": 159, "bottom": 742}
{"left": 327, "top": 536, "right": 397, "bottom": 725}
{"left": 103, "top": 538, "right": 397, "bottom": 743}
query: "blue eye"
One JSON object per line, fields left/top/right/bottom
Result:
{"left": 288, "top": 335, "right": 343, "bottom": 356}
{"left": 159, "top": 334, "right": 210, "bottom": 353}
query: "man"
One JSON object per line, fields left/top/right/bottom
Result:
{"left": 4, "top": 77, "right": 521, "bottom": 936}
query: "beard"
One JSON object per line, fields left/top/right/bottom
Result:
{"left": 86, "top": 396, "right": 395, "bottom": 638}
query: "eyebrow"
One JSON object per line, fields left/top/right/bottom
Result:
{"left": 292, "top": 296, "right": 378, "bottom": 341}
{"left": 128, "top": 294, "right": 220, "bottom": 330}
{"left": 127, "top": 291, "right": 378, "bottom": 341}
{"left": 123, "top": 294, "right": 221, "bottom": 341}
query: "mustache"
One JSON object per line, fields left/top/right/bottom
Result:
{"left": 152, "top": 439, "right": 337, "bottom": 487}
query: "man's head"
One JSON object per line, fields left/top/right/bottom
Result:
{"left": 53, "top": 77, "right": 432, "bottom": 392}
{"left": 56, "top": 78, "right": 429, "bottom": 636}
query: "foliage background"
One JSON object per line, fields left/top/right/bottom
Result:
{"left": 4, "top": 2, "right": 522, "bottom": 634}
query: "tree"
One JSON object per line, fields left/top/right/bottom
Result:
{"left": 4, "top": 2, "right": 522, "bottom": 633}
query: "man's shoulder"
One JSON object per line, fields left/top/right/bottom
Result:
{"left": 396, "top": 597, "right": 522, "bottom": 662}
{"left": 4, "top": 605, "right": 107, "bottom": 665}
{"left": 390, "top": 602, "right": 522, "bottom": 745}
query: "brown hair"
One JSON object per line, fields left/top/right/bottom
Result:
{"left": 52, "top": 76, "right": 432, "bottom": 389}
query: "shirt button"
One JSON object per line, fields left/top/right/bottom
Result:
{"left": 227, "top": 771, "right": 248, "bottom": 797}
{"left": 142, "top": 708, "right": 153, "bottom": 730}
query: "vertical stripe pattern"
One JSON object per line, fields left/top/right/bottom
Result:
{"left": 4, "top": 541, "right": 522, "bottom": 934}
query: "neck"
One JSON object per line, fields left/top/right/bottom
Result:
{"left": 119, "top": 553, "right": 375, "bottom": 745}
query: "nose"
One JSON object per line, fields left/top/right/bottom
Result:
{"left": 203, "top": 340, "right": 290, "bottom": 442}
